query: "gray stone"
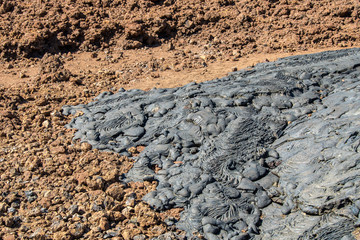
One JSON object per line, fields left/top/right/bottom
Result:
{"left": 64, "top": 48, "right": 360, "bottom": 239}
{"left": 24, "top": 190, "right": 37, "bottom": 203}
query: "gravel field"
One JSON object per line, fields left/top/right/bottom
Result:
{"left": 1, "top": 0, "right": 360, "bottom": 239}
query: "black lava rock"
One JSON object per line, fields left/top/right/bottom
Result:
{"left": 64, "top": 48, "right": 360, "bottom": 239}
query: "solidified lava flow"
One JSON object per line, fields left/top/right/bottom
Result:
{"left": 64, "top": 49, "right": 360, "bottom": 239}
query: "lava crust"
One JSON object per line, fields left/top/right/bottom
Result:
{"left": 64, "top": 48, "right": 360, "bottom": 239}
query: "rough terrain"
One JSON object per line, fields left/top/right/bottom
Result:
{"left": 65, "top": 49, "right": 360, "bottom": 239}
{"left": 1, "top": 0, "right": 360, "bottom": 60}
{"left": 1, "top": 0, "right": 360, "bottom": 239}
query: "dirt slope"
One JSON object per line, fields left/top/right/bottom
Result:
{"left": 0, "top": 0, "right": 360, "bottom": 239}
{"left": 1, "top": 0, "right": 359, "bottom": 60}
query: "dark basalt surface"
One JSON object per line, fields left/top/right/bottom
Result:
{"left": 63, "top": 48, "right": 360, "bottom": 240}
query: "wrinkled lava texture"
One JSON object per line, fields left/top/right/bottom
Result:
{"left": 65, "top": 49, "right": 360, "bottom": 239}
{"left": 1, "top": 0, "right": 360, "bottom": 240}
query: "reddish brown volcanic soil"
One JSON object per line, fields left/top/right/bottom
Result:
{"left": 0, "top": 0, "right": 360, "bottom": 239}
